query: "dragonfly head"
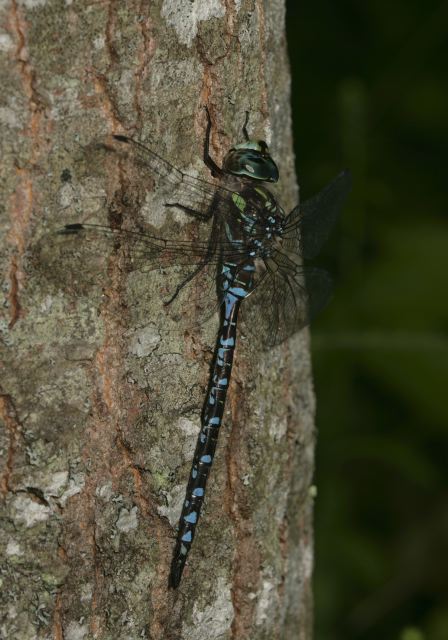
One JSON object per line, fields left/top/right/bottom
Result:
{"left": 223, "top": 141, "right": 279, "bottom": 183}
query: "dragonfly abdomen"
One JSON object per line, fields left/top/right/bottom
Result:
{"left": 169, "top": 260, "right": 255, "bottom": 588}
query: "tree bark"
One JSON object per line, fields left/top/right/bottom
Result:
{"left": 0, "top": 1, "right": 315, "bottom": 639}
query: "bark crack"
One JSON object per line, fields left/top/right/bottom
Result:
{"left": 255, "top": 0, "right": 269, "bottom": 119}
{"left": 0, "top": 388, "right": 23, "bottom": 497}
{"left": 133, "top": 2, "right": 155, "bottom": 133}
{"left": 52, "top": 592, "right": 64, "bottom": 640}
{"left": 7, "top": 255, "right": 21, "bottom": 329}
{"left": 6, "top": 1, "right": 48, "bottom": 327}
{"left": 226, "top": 368, "right": 259, "bottom": 639}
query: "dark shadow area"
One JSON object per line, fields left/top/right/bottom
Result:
{"left": 286, "top": 2, "right": 448, "bottom": 639}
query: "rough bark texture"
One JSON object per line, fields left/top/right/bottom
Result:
{"left": 0, "top": 1, "right": 315, "bottom": 639}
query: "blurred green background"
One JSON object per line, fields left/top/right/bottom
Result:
{"left": 286, "top": 2, "right": 448, "bottom": 639}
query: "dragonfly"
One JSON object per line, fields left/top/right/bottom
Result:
{"left": 57, "top": 107, "right": 351, "bottom": 589}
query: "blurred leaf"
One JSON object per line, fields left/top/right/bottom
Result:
{"left": 401, "top": 627, "right": 425, "bottom": 640}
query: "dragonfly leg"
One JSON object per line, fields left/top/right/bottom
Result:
{"left": 165, "top": 214, "right": 219, "bottom": 305}
{"left": 242, "top": 110, "right": 250, "bottom": 141}
{"left": 164, "top": 260, "right": 209, "bottom": 306}
{"left": 164, "top": 202, "right": 212, "bottom": 222}
{"left": 203, "top": 106, "right": 223, "bottom": 178}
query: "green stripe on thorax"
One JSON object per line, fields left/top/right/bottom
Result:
{"left": 254, "top": 187, "right": 269, "bottom": 199}
{"left": 232, "top": 193, "right": 246, "bottom": 211}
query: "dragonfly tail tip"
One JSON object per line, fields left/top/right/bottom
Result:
{"left": 168, "top": 553, "right": 186, "bottom": 590}
{"left": 168, "top": 569, "right": 181, "bottom": 590}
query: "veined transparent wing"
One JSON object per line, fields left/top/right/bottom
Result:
{"left": 109, "top": 135, "right": 239, "bottom": 220}
{"left": 35, "top": 216, "right": 243, "bottom": 330}
{"left": 242, "top": 171, "right": 351, "bottom": 346}
{"left": 282, "top": 169, "right": 352, "bottom": 259}
{"left": 241, "top": 252, "right": 334, "bottom": 347}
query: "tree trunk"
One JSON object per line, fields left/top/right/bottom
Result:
{"left": 1, "top": 1, "right": 315, "bottom": 638}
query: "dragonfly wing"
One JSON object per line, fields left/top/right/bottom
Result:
{"left": 54, "top": 217, "right": 251, "bottom": 264}
{"left": 242, "top": 254, "right": 333, "bottom": 347}
{"left": 282, "top": 169, "right": 352, "bottom": 260}
{"left": 54, "top": 223, "right": 216, "bottom": 268}
{"left": 110, "top": 135, "right": 237, "bottom": 219}
{"left": 34, "top": 223, "right": 224, "bottom": 329}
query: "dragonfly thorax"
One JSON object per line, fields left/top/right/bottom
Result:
{"left": 231, "top": 185, "right": 285, "bottom": 258}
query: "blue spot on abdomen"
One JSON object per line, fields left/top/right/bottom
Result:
{"left": 184, "top": 511, "right": 198, "bottom": 524}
